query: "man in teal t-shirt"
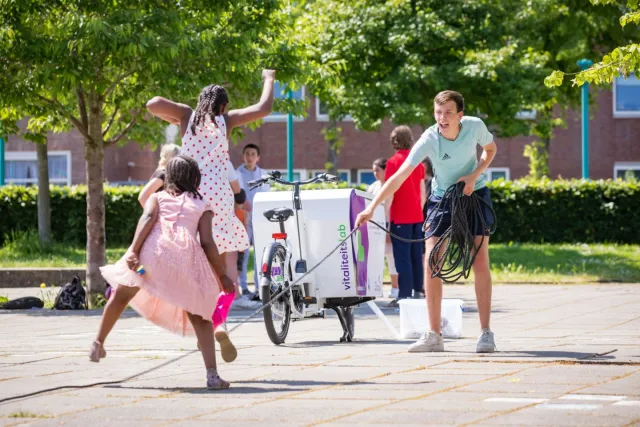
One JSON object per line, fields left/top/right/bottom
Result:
{"left": 355, "top": 90, "right": 498, "bottom": 354}
{"left": 408, "top": 116, "right": 494, "bottom": 197}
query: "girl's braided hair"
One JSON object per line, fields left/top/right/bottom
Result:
{"left": 190, "top": 84, "right": 229, "bottom": 134}
{"left": 164, "top": 155, "right": 203, "bottom": 200}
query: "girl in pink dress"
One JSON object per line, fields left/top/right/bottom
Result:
{"left": 91, "top": 155, "right": 235, "bottom": 390}
{"left": 146, "top": 69, "right": 276, "bottom": 360}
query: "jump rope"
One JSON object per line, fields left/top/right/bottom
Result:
{"left": 0, "top": 182, "right": 495, "bottom": 404}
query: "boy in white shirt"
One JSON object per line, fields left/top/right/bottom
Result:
{"left": 236, "top": 144, "right": 270, "bottom": 295}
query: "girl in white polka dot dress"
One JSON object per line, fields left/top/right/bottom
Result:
{"left": 146, "top": 69, "right": 276, "bottom": 356}
{"left": 183, "top": 105, "right": 248, "bottom": 253}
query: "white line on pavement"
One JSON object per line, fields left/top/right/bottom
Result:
{"left": 559, "top": 394, "right": 627, "bottom": 401}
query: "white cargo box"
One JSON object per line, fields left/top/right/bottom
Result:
{"left": 252, "top": 189, "right": 385, "bottom": 299}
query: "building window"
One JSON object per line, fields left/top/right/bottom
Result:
{"left": 311, "top": 169, "right": 350, "bottom": 184}
{"left": 515, "top": 109, "right": 537, "bottom": 120}
{"left": 315, "top": 98, "right": 352, "bottom": 122}
{"left": 613, "top": 74, "right": 640, "bottom": 118}
{"left": 275, "top": 169, "right": 307, "bottom": 182}
{"left": 485, "top": 167, "right": 510, "bottom": 182}
{"left": 264, "top": 82, "right": 305, "bottom": 122}
{"left": 614, "top": 162, "right": 640, "bottom": 180}
{"left": 358, "top": 170, "right": 376, "bottom": 185}
{"left": 4, "top": 151, "right": 72, "bottom": 186}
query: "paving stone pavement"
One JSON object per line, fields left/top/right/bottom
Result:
{"left": 1, "top": 284, "right": 639, "bottom": 426}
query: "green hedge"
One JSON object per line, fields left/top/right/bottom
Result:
{"left": 1, "top": 179, "right": 638, "bottom": 246}
{"left": 0, "top": 185, "right": 142, "bottom": 246}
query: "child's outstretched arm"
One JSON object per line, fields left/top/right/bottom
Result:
{"left": 138, "top": 177, "right": 164, "bottom": 207}
{"left": 198, "top": 211, "right": 234, "bottom": 293}
{"left": 225, "top": 69, "right": 276, "bottom": 130}
{"left": 126, "top": 194, "right": 159, "bottom": 270}
{"left": 146, "top": 97, "right": 193, "bottom": 137}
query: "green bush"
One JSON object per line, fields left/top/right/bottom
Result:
{"left": 1, "top": 178, "right": 638, "bottom": 245}
{"left": 0, "top": 185, "right": 141, "bottom": 246}
{"left": 488, "top": 178, "right": 640, "bottom": 243}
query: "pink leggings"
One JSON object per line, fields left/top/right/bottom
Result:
{"left": 212, "top": 290, "right": 235, "bottom": 328}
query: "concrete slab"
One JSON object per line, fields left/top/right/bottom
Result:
{"left": 1, "top": 284, "right": 639, "bottom": 426}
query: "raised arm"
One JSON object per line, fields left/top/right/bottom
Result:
{"left": 146, "top": 97, "right": 193, "bottom": 137}
{"left": 225, "top": 70, "right": 276, "bottom": 130}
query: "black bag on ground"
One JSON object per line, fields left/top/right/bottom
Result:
{"left": 0, "top": 297, "right": 44, "bottom": 310}
{"left": 53, "top": 276, "right": 88, "bottom": 310}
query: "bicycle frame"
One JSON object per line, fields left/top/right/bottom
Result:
{"left": 260, "top": 237, "right": 307, "bottom": 319}
{"left": 252, "top": 172, "right": 338, "bottom": 319}
{"left": 253, "top": 172, "right": 383, "bottom": 344}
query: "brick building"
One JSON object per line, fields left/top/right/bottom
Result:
{"left": 4, "top": 77, "right": 640, "bottom": 186}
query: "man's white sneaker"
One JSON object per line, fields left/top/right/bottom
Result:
{"left": 476, "top": 329, "right": 497, "bottom": 353}
{"left": 408, "top": 330, "right": 444, "bottom": 353}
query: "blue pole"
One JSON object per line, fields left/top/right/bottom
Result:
{"left": 286, "top": 89, "right": 294, "bottom": 181}
{"left": 0, "top": 121, "right": 5, "bottom": 186}
{"left": 577, "top": 59, "right": 593, "bottom": 180}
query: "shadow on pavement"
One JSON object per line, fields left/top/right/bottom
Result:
{"left": 107, "top": 377, "right": 435, "bottom": 394}
{"left": 477, "top": 350, "right": 618, "bottom": 360}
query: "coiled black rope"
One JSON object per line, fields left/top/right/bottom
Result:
{"left": 369, "top": 182, "right": 497, "bottom": 283}
{"left": 426, "top": 182, "right": 497, "bottom": 283}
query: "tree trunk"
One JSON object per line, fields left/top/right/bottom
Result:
{"left": 325, "top": 119, "right": 339, "bottom": 175}
{"left": 524, "top": 111, "right": 553, "bottom": 179}
{"left": 36, "top": 141, "right": 51, "bottom": 246}
{"left": 541, "top": 136, "right": 550, "bottom": 176}
{"left": 85, "top": 93, "right": 106, "bottom": 305}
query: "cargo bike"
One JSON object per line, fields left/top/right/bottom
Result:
{"left": 249, "top": 171, "right": 386, "bottom": 345}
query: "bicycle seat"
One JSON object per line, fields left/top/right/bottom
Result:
{"left": 263, "top": 207, "right": 294, "bottom": 222}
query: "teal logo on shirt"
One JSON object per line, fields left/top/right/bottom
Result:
{"left": 442, "top": 153, "right": 451, "bottom": 160}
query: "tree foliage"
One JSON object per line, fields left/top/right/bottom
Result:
{"left": 0, "top": 0, "right": 304, "bottom": 300}
{"left": 299, "top": 0, "right": 631, "bottom": 175}
{"left": 545, "top": 0, "right": 640, "bottom": 87}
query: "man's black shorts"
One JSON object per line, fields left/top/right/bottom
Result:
{"left": 424, "top": 186, "right": 495, "bottom": 238}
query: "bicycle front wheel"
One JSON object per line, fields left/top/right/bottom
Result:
{"left": 261, "top": 243, "right": 292, "bottom": 345}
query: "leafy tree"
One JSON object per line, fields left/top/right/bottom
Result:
{"left": 299, "top": 0, "right": 631, "bottom": 177}
{"left": 0, "top": 0, "right": 303, "bottom": 303}
{"left": 0, "top": 105, "right": 69, "bottom": 245}
{"left": 546, "top": 0, "right": 639, "bottom": 87}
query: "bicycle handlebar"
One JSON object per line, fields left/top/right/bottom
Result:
{"left": 248, "top": 171, "right": 339, "bottom": 190}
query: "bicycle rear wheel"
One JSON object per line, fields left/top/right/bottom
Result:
{"left": 261, "top": 243, "right": 292, "bottom": 345}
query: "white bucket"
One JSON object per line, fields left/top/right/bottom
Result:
{"left": 399, "top": 298, "right": 464, "bottom": 339}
